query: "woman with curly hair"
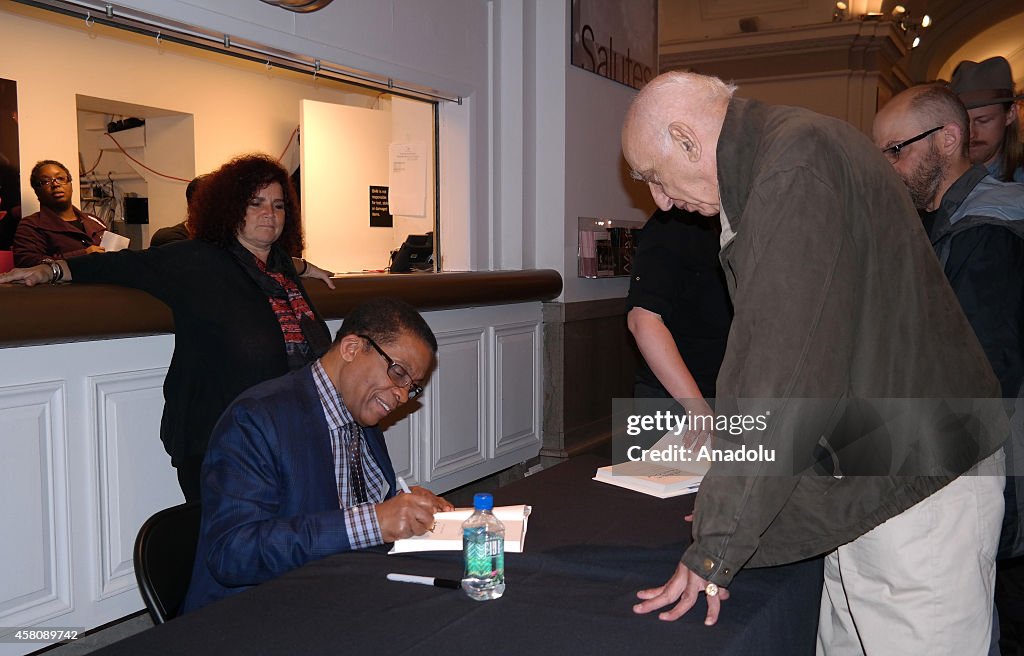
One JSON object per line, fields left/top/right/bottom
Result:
{"left": 0, "top": 153, "right": 334, "bottom": 501}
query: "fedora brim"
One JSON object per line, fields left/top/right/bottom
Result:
{"left": 963, "top": 94, "right": 1024, "bottom": 109}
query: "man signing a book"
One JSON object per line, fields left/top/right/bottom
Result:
{"left": 182, "top": 297, "right": 453, "bottom": 614}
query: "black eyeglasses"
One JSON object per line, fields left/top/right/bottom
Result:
{"left": 881, "top": 126, "right": 942, "bottom": 163}
{"left": 358, "top": 334, "right": 423, "bottom": 400}
{"left": 34, "top": 175, "right": 71, "bottom": 187}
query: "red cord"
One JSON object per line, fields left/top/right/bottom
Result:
{"left": 278, "top": 125, "right": 299, "bottom": 162}
{"left": 104, "top": 132, "right": 192, "bottom": 182}
{"left": 104, "top": 124, "right": 298, "bottom": 180}
{"left": 82, "top": 149, "right": 104, "bottom": 176}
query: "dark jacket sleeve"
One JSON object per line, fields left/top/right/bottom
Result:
{"left": 13, "top": 218, "right": 53, "bottom": 267}
{"left": 67, "top": 241, "right": 193, "bottom": 306}
{"left": 683, "top": 167, "right": 850, "bottom": 587}
{"left": 945, "top": 223, "right": 1024, "bottom": 398}
{"left": 201, "top": 398, "right": 353, "bottom": 588}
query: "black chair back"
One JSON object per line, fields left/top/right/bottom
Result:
{"left": 133, "top": 502, "right": 202, "bottom": 624}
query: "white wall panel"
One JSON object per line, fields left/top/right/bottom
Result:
{"left": 426, "top": 329, "right": 488, "bottom": 479}
{"left": 0, "top": 336, "right": 176, "bottom": 655}
{"left": 381, "top": 410, "right": 418, "bottom": 485}
{"left": 91, "top": 370, "right": 179, "bottom": 600}
{"left": 493, "top": 323, "right": 541, "bottom": 456}
{"left": 0, "top": 382, "right": 71, "bottom": 631}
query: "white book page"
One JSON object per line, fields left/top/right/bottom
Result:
{"left": 389, "top": 504, "right": 531, "bottom": 554}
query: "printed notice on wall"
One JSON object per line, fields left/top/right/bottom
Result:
{"left": 388, "top": 142, "right": 427, "bottom": 217}
{"left": 369, "top": 185, "right": 392, "bottom": 227}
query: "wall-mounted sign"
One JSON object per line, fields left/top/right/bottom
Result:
{"left": 389, "top": 142, "right": 427, "bottom": 217}
{"left": 369, "top": 185, "right": 392, "bottom": 227}
{"left": 570, "top": 0, "right": 658, "bottom": 91}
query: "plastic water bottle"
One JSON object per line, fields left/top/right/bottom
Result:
{"left": 461, "top": 492, "right": 505, "bottom": 601}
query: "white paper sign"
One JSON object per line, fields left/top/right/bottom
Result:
{"left": 100, "top": 231, "right": 130, "bottom": 252}
{"left": 388, "top": 142, "right": 427, "bottom": 217}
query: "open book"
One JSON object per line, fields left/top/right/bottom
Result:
{"left": 389, "top": 504, "right": 532, "bottom": 554}
{"left": 593, "top": 429, "right": 710, "bottom": 499}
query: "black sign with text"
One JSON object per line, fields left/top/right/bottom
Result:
{"left": 369, "top": 185, "right": 392, "bottom": 227}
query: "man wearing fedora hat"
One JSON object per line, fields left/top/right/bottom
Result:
{"left": 951, "top": 56, "right": 1024, "bottom": 183}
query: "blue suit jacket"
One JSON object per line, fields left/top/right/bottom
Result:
{"left": 181, "top": 364, "right": 396, "bottom": 613}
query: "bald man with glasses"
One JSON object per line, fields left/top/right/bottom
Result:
{"left": 873, "top": 84, "right": 1024, "bottom": 400}
{"left": 182, "top": 297, "right": 452, "bottom": 614}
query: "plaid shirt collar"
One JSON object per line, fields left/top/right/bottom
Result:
{"left": 312, "top": 360, "right": 357, "bottom": 431}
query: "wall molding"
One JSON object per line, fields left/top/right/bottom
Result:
{"left": 89, "top": 369, "right": 168, "bottom": 600}
{"left": 428, "top": 328, "right": 488, "bottom": 479}
{"left": 0, "top": 381, "right": 72, "bottom": 629}
{"left": 493, "top": 322, "right": 541, "bottom": 456}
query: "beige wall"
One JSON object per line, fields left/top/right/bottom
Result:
{"left": 1, "top": 4, "right": 377, "bottom": 245}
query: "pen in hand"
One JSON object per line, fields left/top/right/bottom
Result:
{"left": 396, "top": 475, "right": 412, "bottom": 494}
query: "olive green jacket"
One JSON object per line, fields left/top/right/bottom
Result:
{"left": 684, "top": 98, "right": 1007, "bottom": 587}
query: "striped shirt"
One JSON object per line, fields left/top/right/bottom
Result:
{"left": 311, "top": 360, "right": 386, "bottom": 549}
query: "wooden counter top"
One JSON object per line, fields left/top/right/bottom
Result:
{"left": 0, "top": 269, "right": 562, "bottom": 348}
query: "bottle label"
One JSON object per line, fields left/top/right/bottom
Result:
{"left": 464, "top": 529, "right": 504, "bottom": 578}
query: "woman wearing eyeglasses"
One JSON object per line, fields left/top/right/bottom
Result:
{"left": 13, "top": 160, "right": 107, "bottom": 267}
{"left": 0, "top": 153, "right": 334, "bottom": 502}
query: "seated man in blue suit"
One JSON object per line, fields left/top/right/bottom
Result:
{"left": 183, "top": 297, "right": 452, "bottom": 612}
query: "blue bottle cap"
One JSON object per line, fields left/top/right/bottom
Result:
{"left": 473, "top": 493, "right": 494, "bottom": 511}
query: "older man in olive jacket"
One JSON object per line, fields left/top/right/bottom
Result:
{"left": 622, "top": 72, "right": 1006, "bottom": 654}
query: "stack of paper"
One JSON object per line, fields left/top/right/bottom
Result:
{"left": 389, "top": 504, "right": 532, "bottom": 554}
{"left": 593, "top": 460, "right": 708, "bottom": 498}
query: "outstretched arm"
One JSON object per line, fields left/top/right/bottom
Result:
{"left": 294, "top": 257, "right": 336, "bottom": 290}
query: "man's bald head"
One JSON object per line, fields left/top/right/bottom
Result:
{"left": 876, "top": 85, "right": 970, "bottom": 160}
{"left": 873, "top": 84, "right": 971, "bottom": 210}
{"left": 622, "top": 73, "right": 735, "bottom": 169}
{"left": 622, "top": 72, "right": 735, "bottom": 215}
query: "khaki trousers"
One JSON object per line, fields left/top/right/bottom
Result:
{"left": 817, "top": 450, "right": 1005, "bottom": 655}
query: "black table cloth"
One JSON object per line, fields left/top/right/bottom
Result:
{"left": 93, "top": 455, "right": 823, "bottom": 655}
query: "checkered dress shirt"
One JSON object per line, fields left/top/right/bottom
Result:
{"left": 312, "top": 361, "right": 386, "bottom": 549}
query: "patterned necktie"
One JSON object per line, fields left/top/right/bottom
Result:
{"left": 348, "top": 424, "right": 368, "bottom": 504}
